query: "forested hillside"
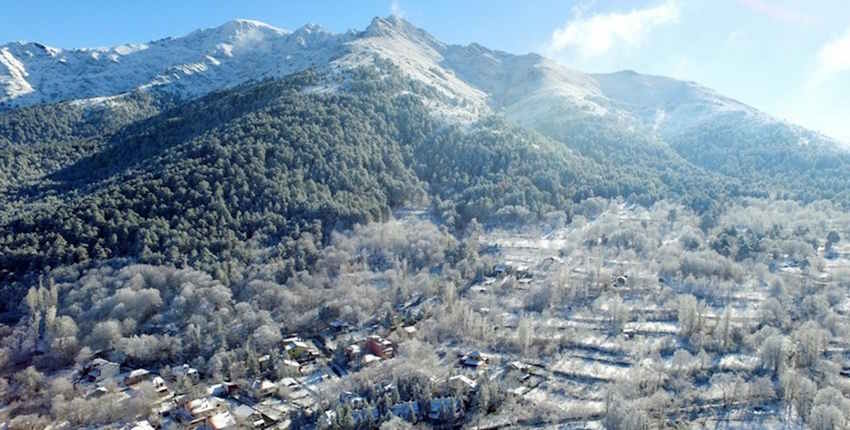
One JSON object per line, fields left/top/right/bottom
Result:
{"left": 668, "top": 112, "right": 850, "bottom": 204}
{"left": 3, "top": 61, "right": 850, "bottom": 317}
{"left": 0, "top": 91, "right": 173, "bottom": 191}
{"left": 520, "top": 108, "right": 747, "bottom": 213}
{"left": 0, "top": 69, "right": 430, "bottom": 309}
{"left": 0, "top": 67, "right": 645, "bottom": 312}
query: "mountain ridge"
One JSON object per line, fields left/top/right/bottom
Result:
{"left": 3, "top": 16, "right": 845, "bottom": 152}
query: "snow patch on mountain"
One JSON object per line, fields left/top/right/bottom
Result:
{"left": 0, "top": 47, "right": 33, "bottom": 99}
{"left": 590, "top": 70, "right": 771, "bottom": 136}
{"left": 336, "top": 16, "right": 490, "bottom": 121}
{"left": 0, "top": 15, "right": 845, "bottom": 150}
{"left": 0, "top": 19, "right": 348, "bottom": 109}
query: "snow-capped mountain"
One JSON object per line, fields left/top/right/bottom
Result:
{"left": 0, "top": 15, "right": 842, "bottom": 149}
{"left": 0, "top": 19, "right": 350, "bottom": 109}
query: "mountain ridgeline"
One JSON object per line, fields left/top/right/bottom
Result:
{"left": 2, "top": 17, "right": 850, "bottom": 311}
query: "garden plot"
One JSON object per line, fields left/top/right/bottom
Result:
{"left": 552, "top": 353, "right": 631, "bottom": 383}
{"left": 523, "top": 383, "right": 605, "bottom": 419}
{"left": 623, "top": 321, "right": 679, "bottom": 336}
{"left": 717, "top": 354, "right": 759, "bottom": 372}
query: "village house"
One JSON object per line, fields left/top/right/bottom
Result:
{"left": 124, "top": 368, "right": 153, "bottom": 386}
{"left": 207, "top": 382, "right": 240, "bottom": 398}
{"left": 315, "top": 333, "right": 338, "bottom": 355}
{"left": 279, "top": 377, "right": 299, "bottom": 391}
{"left": 152, "top": 376, "right": 171, "bottom": 399}
{"left": 279, "top": 376, "right": 313, "bottom": 409}
{"left": 288, "top": 392, "right": 316, "bottom": 411}
{"left": 250, "top": 379, "right": 278, "bottom": 400}
{"left": 365, "top": 335, "right": 395, "bottom": 359}
{"left": 207, "top": 410, "right": 238, "bottom": 430}
{"left": 460, "top": 351, "right": 489, "bottom": 368}
{"left": 172, "top": 364, "right": 200, "bottom": 382}
{"left": 389, "top": 325, "right": 418, "bottom": 341}
{"left": 328, "top": 319, "right": 351, "bottom": 333}
{"left": 339, "top": 391, "right": 368, "bottom": 409}
{"left": 252, "top": 396, "right": 298, "bottom": 427}
{"left": 84, "top": 358, "right": 120, "bottom": 383}
{"left": 87, "top": 385, "right": 110, "bottom": 399}
{"left": 258, "top": 354, "right": 273, "bottom": 373}
{"left": 182, "top": 397, "right": 223, "bottom": 426}
{"left": 281, "top": 358, "right": 302, "bottom": 375}
{"left": 509, "top": 360, "right": 529, "bottom": 372}
{"left": 361, "top": 354, "right": 382, "bottom": 367}
{"left": 448, "top": 374, "right": 477, "bottom": 392}
{"left": 156, "top": 399, "right": 179, "bottom": 418}
{"left": 298, "top": 362, "right": 333, "bottom": 384}
{"left": 231, "top": 404, "right": 267, "bottom": 429}
{"left": 283, "top": 336, "right": 321, "bottom": 363}
{"left": 344, "top": 343, "right": 362, "bottom": 363}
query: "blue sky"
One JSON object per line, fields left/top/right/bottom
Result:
{"left": 2, "top": 0, "right": 849, "bottom": 142}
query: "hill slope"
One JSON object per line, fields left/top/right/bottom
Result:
{"left": 3, "top": 16, "right": 850, "bottom": 309}
{"left": 4, "top": 16, "right": 847, "bottom": 201}
{"left": 2, "top": 67, "right": 658, "bottom": 311}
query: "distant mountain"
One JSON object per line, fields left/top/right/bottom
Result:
{"left": 0, "top": 19, "right": 348, "bottom": 108}
{"left": 2, "top": 15, "right": 848, "bottom": 195}
{"left": 0, "top": 16, "right": 844, "bottom": 146}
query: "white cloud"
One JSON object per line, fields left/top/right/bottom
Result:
{"left": 812, "top": 28, "right": 850, "bottom": 84}
{"left": 390, "top": 0, "right": 405, "bottom": 18}
{"left": 548, "top": 0, "right": 680, "bottom": 57}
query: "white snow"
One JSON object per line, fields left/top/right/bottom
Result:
{"left": 0, "top": 19, "right": 345, "bottom": 108}
{"left": 335, "top": 16, "right": 490, "bottom": 122}
{"left": 0, "top": 47, "right": 34, "bottom": 99}
{"left": 0, "top": 14, "right": 844, "bottom": 147}
{"left": 113, "top": 43, "right": 149, "bottom": 56}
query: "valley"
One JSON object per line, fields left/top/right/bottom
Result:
{"left": 0, "top": 14, "right": 849, "bottom": 430}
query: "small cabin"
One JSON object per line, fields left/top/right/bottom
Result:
{"left": 125, "top": 369, "right": 153, "bottom": 386}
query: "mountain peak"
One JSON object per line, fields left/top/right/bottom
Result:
{"left": 219, "top": 19, "right": 287, "bottom": 34}
{"left": 366, "top": 15, "right": 405, "bottom": 29}
{"left": 364, "top": 15, "right": 443, "bottom": 48}
{"left": 294, "top": 23, "right": 326, "bottom": 34}
{"left": 186, "top": 19, "right": 288, "bottom": 44}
